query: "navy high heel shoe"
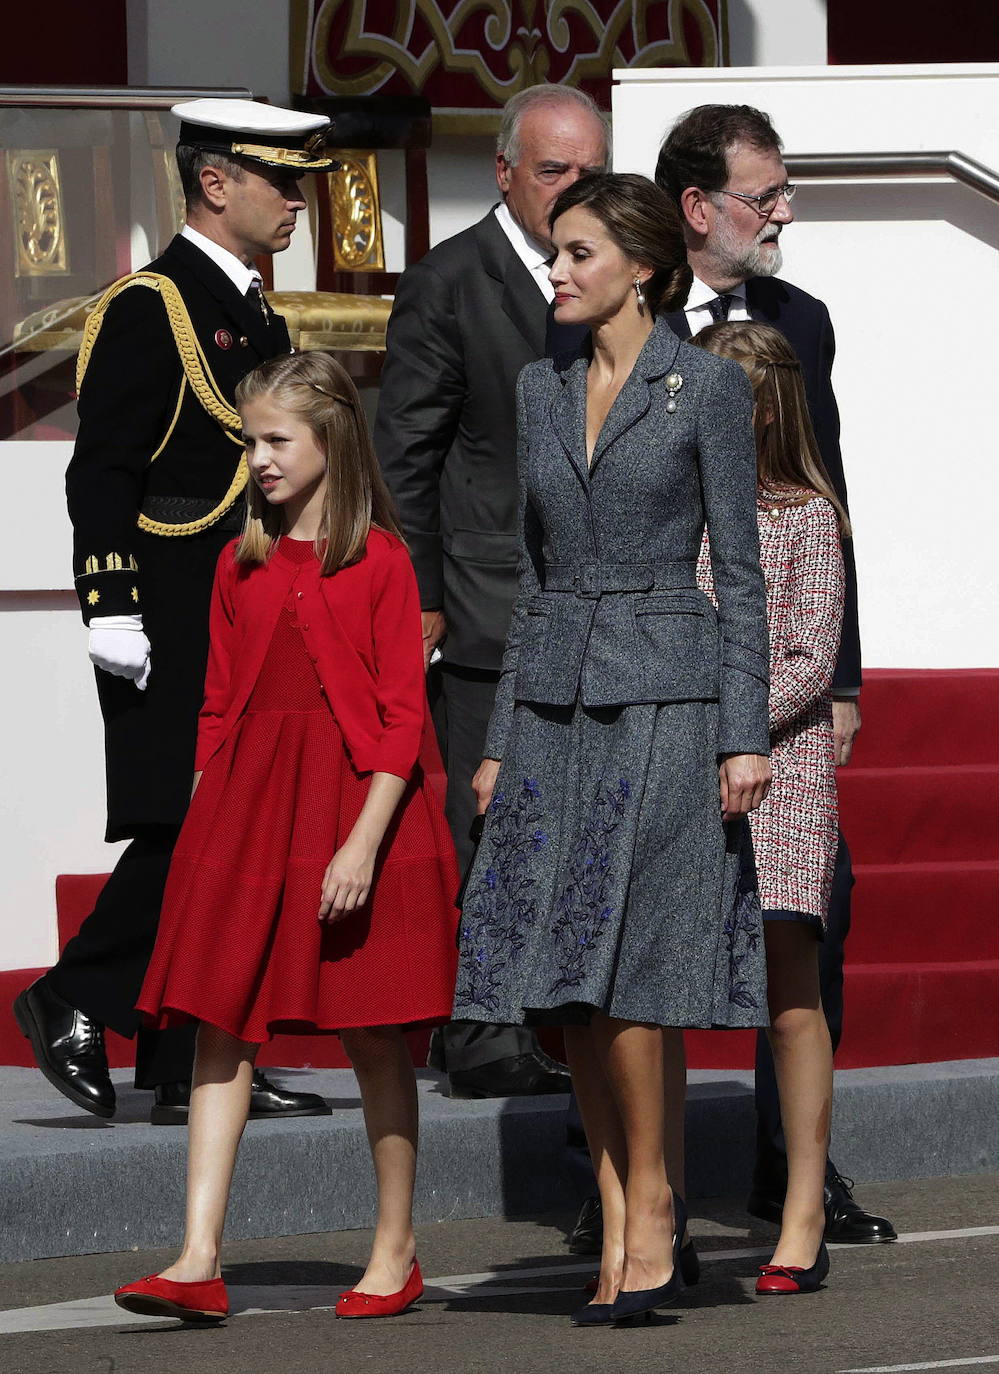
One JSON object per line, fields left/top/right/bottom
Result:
{"left": 756, "top": 1240, "right": 830, "bottom": 1295}
{"left": 610, "top": 1194, "right": 688, "bottom": 1325}
{"left": 570, "top": 1301, "right": 616, "bottom": 1327}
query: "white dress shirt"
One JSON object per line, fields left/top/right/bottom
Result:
{"left": 683, "top": 274, "right": 750, "bottom": 337}
{"left": 493, "top": 202, "right": 554, "bottom": 303}
{"left": 180, "top": 223, "right": 261, "bottom": 295}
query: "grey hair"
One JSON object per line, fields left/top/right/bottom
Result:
{"left": 497, "top": 84, "right": 609, "bottom": 168}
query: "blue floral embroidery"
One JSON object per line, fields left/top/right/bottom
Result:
{"left": 725, "top": 887, "right": 762, "bottom": 1009}
{"left": 454, "top": 778, "right": 549, "bottom": 1014}
{"left": 548, "top": 779, "right": 630, "bottom": 996}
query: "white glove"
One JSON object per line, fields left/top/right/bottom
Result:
{"left": 88, "top": 615, "right": 152, "bottom": 691}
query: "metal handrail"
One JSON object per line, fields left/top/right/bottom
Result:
{"left": 784, "top": 151, "right": 999, "bottom": 205}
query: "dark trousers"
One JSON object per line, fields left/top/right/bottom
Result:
{"left": 565, "top": 832, "right": 856, "bottom": 1198}
{"left": 47, "top": 825, "right": 196, "bottom": 1090}
{"left": 753, "top": 831, "right": 853, "bottom": 1187}
{"left": 430, "top": 662, "right": 536, "bottom": 1071}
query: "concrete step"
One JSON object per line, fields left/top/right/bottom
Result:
{"left": 2, "top": 1059, "right": 997, "bottom": 1265}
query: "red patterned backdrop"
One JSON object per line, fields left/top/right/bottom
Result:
{"left": 293, "top": 0, "right": 727, "bottom": 125}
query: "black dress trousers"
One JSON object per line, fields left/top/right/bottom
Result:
{"left": 47, "top": 825, "right": 197, "bottom": 1088}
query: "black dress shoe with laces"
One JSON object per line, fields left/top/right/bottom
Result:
{"left": 150, "top": 1072, "right": 332, "bottom": 1125}
{"left": 447, "top": 1050, "right": 571, "bottom": 1099}
{"left": 747, "top": 1169, "right": 897, "bottom": 1244}
{"left": 823, "top": 1172, "right": 897, "bottom": 1243}
{"left": 568, "top": 1195, "right": 603, "bottom": 1254}
{"left": 14, "top": 975, "right": 116, "bottom": 1118}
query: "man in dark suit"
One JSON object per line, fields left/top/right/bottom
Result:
{"left": 656, "top": 103, "right": 896, "bottom": 1243}
{"left": 14, "top": 101, "right": 335, "bottom": 1125}
{"left": 374, "top": 84, "right": 608, "bottom": 1097}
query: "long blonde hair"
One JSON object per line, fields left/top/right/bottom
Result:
{"left": 693, "top": 320, "right": 851, "bottom": 536}
{"left": 233, "top": 352, "right": 404, "bottom": 574}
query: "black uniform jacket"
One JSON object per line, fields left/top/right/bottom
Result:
{"left": 65, "top": 233, "right": 290, "bottom": 839}
{"left": 664, "top": 275, "right": 861, "bottom": 693}
{"left": 373, "top": 209, "right": 549, "bottom": 672}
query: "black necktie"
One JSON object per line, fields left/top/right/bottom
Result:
{"left": 706, "top": 293, "right": 733, "bottom": 323}
{"left": 248, "top": 280, "right": 272, "bottom": 325}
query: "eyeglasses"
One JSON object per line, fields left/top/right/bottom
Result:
{"left": 717, "top": 184, "right": 797, "bottom": 215}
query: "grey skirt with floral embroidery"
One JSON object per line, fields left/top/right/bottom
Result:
{"left": 453, "top": 698, "right": 768, "bottom": 1029}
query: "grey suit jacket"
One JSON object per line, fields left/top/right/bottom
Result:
{"left": 373, "top": 209, "right": 548, "bottom": 670}
{"left": 485, "top": 316, "right": 771, "bottom": 759}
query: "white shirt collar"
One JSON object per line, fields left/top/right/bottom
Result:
{"left": 493, "top": 202, "right": 554, "bottom": 301}
{"left": 181, "top": 224, "right": 262, "bottom": 296}
{"left": 685, "top": 274, "right": 748, "bottom": 311}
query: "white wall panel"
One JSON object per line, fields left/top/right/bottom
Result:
{"left": 613, "top": 64, "right": 999, "bottom": 669}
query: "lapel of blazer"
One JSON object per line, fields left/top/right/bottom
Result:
{"left": 474, "top": 208, "right": 547, "bottom": 357}
{"left": 587, "top": 317, "right": 682, "bottom": 477}
{"left": 164, "top": 234, "right": 274, "bottom": 358}
{"left": 550, "top": 354, "right": 590, "bottom": 486}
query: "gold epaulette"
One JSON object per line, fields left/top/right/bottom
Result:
{"left": 76, "top": 272, "right": 247, "bottom": 537}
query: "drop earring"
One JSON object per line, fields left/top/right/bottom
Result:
{"left": 634, "top": 277, "right": 646, "bottom": 315}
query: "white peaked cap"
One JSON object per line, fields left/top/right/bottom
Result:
{"left": 171, "top": 99, "right": 336, "bottom": 171}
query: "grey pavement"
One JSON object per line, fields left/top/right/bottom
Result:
{"left": 2, "top": 1175, "right": 998, "bottom": 1374}
{"left": 4, "top": 1060, "right": 999, "bottom": 1265}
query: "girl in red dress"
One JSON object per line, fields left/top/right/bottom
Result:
{"left": 115, "top": 352, "right": 458, "bottom": 1324}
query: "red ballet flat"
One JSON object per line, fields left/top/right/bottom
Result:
{"left": 114, "top": 1273, "right": 229, "bottom": 1322}
{"left": 756, "top": 1241, "right": 829, "bottom": 1295}
{"left": 335, "top": 1260, "right": 424, "bottom": 1319}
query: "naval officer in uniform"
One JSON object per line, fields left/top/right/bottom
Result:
{"left": 15, "top": 100, "right": 337, "bottom": 1124}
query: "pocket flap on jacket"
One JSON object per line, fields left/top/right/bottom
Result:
{"left": 446, "top": 529, "right": 519, "bottom": 564}
{"left": 635, "top": 591, "right": 710, "bottom": 616}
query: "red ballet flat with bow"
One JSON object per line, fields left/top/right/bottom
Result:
{"left": 114, "top": 1273, "right": 229, "bottom": 1322}
{"left": 756, "top": 1241, "right": 830, "bottom": 1295}
{"left": 335, "top": 1260, "right": 424, "bottom": 1319}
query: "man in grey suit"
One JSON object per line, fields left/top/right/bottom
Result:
{"left": 374, "top": 84, "right": 607, "bottom": 1097}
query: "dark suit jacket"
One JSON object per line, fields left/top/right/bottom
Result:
{"left": 664, "top": 276, "right": 861, "bottom": 692}
{"left": 65, "top": 233, "right": 291, "bottom": 838}
{"left": 373, "top": 209, "right": 550, "bottom": 671}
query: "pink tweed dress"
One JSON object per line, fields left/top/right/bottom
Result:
{"left": 698, "top": 490, "right": 844, "bottom": 929}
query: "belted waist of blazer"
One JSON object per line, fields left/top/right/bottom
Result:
{"left": 543, "top": 560, "right": 698, "bottom": 597}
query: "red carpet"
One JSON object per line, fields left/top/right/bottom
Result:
{"left": 4, "top": 670, "right": 998, "bottom": 1072}
{"left": 686, "top": 669, "right": 999, "bottom": 1070}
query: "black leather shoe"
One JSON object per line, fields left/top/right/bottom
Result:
{"left": 13, "top": 975, "right": 115, "bottom": 1119}
{"left": 568, "top": 1196, "right": 603, "bottom": 1254}
{"left": 747, "top": 1171, "right": 898, "bottom": 1244}
{"left": 824, "top": 1172, "right": 897, "bottom": 1244}
{"left": 447, "top": 1051, "right": 571, "bottom": 1099}
{"left": 150, "top": 1072, "right": 332, "bottom": 1125}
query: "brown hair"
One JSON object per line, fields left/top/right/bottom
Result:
{"left": 655, "top": 104, "right": 783, "bottom": 205}
{"left": 233, "top": 352, "right": 404, "bottom": 575}
{"left": 548, "top": 172, "right": 692, "bottom": 315}
{"left": 692, "top": 321, "right": 851, "bottom": 536}
{"left": 176, "top": 144, "right": 246, "bottom": 210}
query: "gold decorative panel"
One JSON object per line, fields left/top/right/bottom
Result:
{"left": 7, "top": 150, "right": 68, "bottom": 276}
{"left": 328, "top": 150, "right": 384, "bottom": 271}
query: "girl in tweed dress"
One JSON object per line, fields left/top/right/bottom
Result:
{"left": 695, "top": 321, "right": 849, "bottom": 1295}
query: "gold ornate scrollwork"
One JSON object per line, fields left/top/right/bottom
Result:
{"left": 329, "top": 151, "right": 385, "bottom": 271}
{"left": 7, "top": 151, "right": 68, "bottom": 276}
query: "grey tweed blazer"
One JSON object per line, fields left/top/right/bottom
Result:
{"left": 485, "top": 315, "right": 770, "bottom": 759}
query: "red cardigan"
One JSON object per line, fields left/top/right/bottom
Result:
{"left": 196, "top": 529, "right": 426, "bottom": 781}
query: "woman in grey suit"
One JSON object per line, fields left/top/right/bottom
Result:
{"left": 453, "top": 174, "right": 772, "bottom": 1324}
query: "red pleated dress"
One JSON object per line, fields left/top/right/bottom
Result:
{"left": 138, "top": 538, "right": 459, "bottom": 1042}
